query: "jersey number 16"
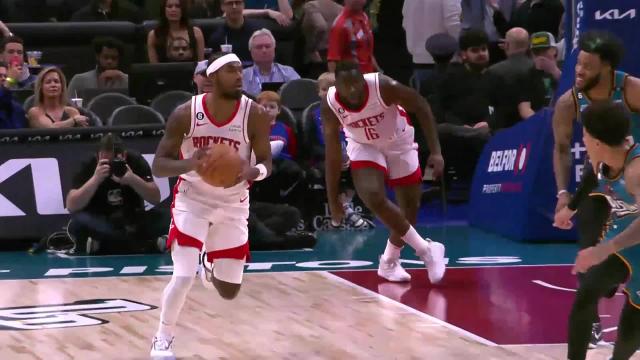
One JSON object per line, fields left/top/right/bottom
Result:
{"left": 364, "top": 127, "right": 379, "bottom": 141}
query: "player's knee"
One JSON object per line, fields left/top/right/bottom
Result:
{"left": 211, "top": 257, "right": 245, "bottom": 300}
{"left": 172, "top": 275, "right": 195, "bottom": 292}
{"left": 361, "top": 189, "right": 387, "bottom": 211}
{"left": 215, "top": 281, "right": 241, "bottom": 300}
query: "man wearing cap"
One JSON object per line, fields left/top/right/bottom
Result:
{"left": 419, "top": 32, "right": 458, "bottom": 102}
{"left": 517, "top": 31, "right": 561, "bottom": 119}
{"left": 193, "top": 59, "right": 213, "bottom": 94}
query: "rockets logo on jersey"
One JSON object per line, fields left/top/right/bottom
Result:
{"left": 192, "top": 136, "right": 241, "bottom": 151}
{"left": 346, "top": 112, "right": 385, "bottom": 141}
{"left": 346, "top": 112, "right": 385, "bottom": 129}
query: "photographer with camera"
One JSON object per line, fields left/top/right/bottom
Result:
{"left": 65, "top": 134, "right": 167, "bottom": 254}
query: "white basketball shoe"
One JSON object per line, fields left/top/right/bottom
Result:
{"left": 150, "top": 335, "right": 175, "bottom": 359}
{"left": 199, "top": 252, "right": 215, "bottom": 289}
{"left": 420, "top": 240, "right": 446, "bottom": 284}
{"left": 377, "top": 255, "right": 411, "bottom": 282}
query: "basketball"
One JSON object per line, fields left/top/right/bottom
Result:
{"left": 196, "top": 145, "right": 246, "bottom": 188}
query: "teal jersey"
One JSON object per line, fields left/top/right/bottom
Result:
{"left": 574, "top": 70, "right": 640, "bottom": 143}
{"left": 592, "top": 144, "right": 640, "bottom": 306}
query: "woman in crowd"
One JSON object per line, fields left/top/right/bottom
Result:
{"left": 27, "top": 67, "right": 89, "bottom": 128}
{"left": 147, "top": 0, "right": 205, "bottom": 63}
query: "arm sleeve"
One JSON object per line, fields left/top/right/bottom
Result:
{"left": 568, "top": 159, "right": 598, "bottom": 211}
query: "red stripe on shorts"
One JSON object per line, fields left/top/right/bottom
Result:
{"left": 387, "top": 167, "right": 422, "bottom": 187}
{"left": 206, "top": 241, "right": 250, "bottom": 263}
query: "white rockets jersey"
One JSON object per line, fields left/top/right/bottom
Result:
{"left": 326, "top": 72, "right": 410, "bottom": 146}
{"left": 178, "top": 93, "right": 253, "bottom": 205}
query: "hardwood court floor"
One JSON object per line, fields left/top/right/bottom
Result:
{"left": 1, "top": 272, "right": 636, "bottom": 360}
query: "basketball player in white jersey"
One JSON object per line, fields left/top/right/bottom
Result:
{"left": 323, "top": 61, "right": 446, "bottom": 284}
{"left": 149, "top": 52, "right": 272, "bottom": 357}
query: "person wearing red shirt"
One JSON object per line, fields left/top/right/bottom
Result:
{"left": 327, "top": 0, "right": 380, "bottom": 73}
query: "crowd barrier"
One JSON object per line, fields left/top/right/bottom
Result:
{"left": 0, "top": 125, "right": 172, "bottom": 241}
{"left": 469, "top": 109, "right": 584, "bottom": 241}
{"left": 0, "top": 125, "right": 371, "bottom": 242}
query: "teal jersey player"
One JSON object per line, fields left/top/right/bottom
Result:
{"left": 590, "top": 143, "right": 640, "bottom": 306}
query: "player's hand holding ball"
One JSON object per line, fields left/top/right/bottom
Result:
{"left": 196, "top": 144, "right": 247, "bottom": 188}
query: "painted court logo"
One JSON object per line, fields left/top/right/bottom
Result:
{"left": 0, "top": 299, "right": 156, "bottom": 330}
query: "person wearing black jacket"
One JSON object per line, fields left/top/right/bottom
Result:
{"left": 71, "top": 0, "right": 144, "bottom": 23}
{"left": 0, "top": 61, "right": 26, "bottom": 129}
{"left": 65, "top": 134, "right": 167, "bottom": 254}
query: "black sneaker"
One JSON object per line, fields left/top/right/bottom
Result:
{"left": 589, "top": 322, "right": 603, "bottom": 349}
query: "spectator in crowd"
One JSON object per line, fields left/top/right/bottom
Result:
{"left": 243, "top": 0, "right": 293, "bottom": 26}
{"left": 258, "top": 91, "right": 299, "bottom": 162}
{"left": 430, "top": 29, "right": 492, "bottom": 183}
{"left": 27, "top": 67, "right": 90, "bottom": 129}
{"left": 193, "top": 60, "right": 213, "bottom": 94}
{"left": 327, "top": 0, "right": 379, "bottom": 73}
{"left": 485, "top": 27, "right": 533, "bottom": 130}
{"left": 68, "top": 37, "right": 129, "bottom": 97}
{"left": 242, "top": 29, "right": 300, "bottom": 96}
{"left": 66, "top": 134, "right": 166, "bottom": 255}
{"left": 249, "top": 201, "right": 317, "bottom": 250}
{"left": 0, "top": 61, "right": 27, "bottom": 129}
{"left": 0, "top": 36, "right": 36, "bottom": 90}
{"left": 208, "top": 0, "right": 260, "bottom": 64}
{"left": 419, "top": 32, "right": 458, "bottom": 106}
{"left": 148, "top": 0, "right": 205, "bottom": 63}
{"left": 71, "top": 0, "right": 144, "bottom": 23}
{"left": 166, "top": 36, "right": 195, "bottom": 62}
{"left": 249, "top": 91, "right": 304, "bottom": 205}
{"left": 435, "top": 30, "right": 491, "bottom": 130}
{"left": 461, "top": 0, "right": 518, "bottom": 64}
{"left": 301, "top": 0, "right": 342, "bottom": 65}
{"left": 402, "top": 0, "right": 461, "bottom": 85}
{"left": 307, "top": 72, "right": 369, "bottom": 229}
{"left": 494, "top": 0, "right": 564, "bottom": 39}
{"left": 189, "top": 0, "right": 223, "bottom": 18}
{"left": 518, "top": 31, "right": 562, "bottom": 119}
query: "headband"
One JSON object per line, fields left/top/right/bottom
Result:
{"left": 206, "top": 53, "right": 241, "bottom": 76}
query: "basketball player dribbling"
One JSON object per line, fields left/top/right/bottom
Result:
{"left": 552, "top": 31, "right": 640, "bottom": 357}
{"left": 149, "top": 52, "right": 272, "bottom": 357}
{"left": 322, "top": 61, "right": 446, "bottom": 284}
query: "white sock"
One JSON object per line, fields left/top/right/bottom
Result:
{"left": 402, "top": 226, "right": 430, "bottom": 255}
{"left": 382, "top": 240, "right": 402, "bottom": 260}
{"left": 156, "top": 275, "right": 194, "bottom": 338}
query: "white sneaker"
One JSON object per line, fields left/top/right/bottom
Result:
{"left": 420, "top": 241, "right": 446, "bottom": 284}
{"left": 199, "top": 252, "right": 215, "bottom": 289}
{"left": 377, "top": 255, "right": 411, "bottom": 282}
{"left": 150, "top": 335, "right": 175, "bottom": 358}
